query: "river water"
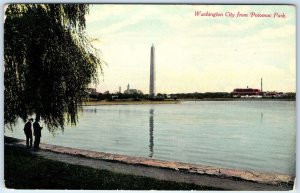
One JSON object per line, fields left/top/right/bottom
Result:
{"left": 5, "top": 101, "right": 296, "bottom": 176}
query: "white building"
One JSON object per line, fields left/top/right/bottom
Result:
{"left": 123, "top": 84, "right": 143, "bottom": 95}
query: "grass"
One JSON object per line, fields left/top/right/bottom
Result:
{"left": 4, "top": 145, "right": 222, "bottom": 190}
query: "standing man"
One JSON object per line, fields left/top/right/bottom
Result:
{"left": 23, "top": 118, "right": 33, "bottom": 148}
{"left": 33, "top": 117, "right": 43, "bottom": 150}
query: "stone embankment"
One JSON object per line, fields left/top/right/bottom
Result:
{"left": 5, "top": 137, "right": 294, "bottom": 190}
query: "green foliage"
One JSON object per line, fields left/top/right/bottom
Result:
{"left": 4, "top": 4, "right": 103, "bottom": 129}
{"left": 170, "top": 92, "right": 232, "bottom": 99}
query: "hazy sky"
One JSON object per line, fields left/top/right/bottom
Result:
{"left": 85, "top": 5, "right": 295, "bottom": 94}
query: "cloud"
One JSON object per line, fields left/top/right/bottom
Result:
{"left": 85, "top": 5, "right": 296, "bottom": 93}
{"left": 87, "top": 5, "right": 161, "bottom": 37}
{"left": 86, "top": 5, "right": 134, "bottom": 23}
{"left": 257, "top": 25, "right": 295, "bottom": 39}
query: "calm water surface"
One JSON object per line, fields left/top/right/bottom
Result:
{"left": 5, "top": 101, "right": 296, "bottom": 175}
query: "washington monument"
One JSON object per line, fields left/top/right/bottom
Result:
{"left": 149, "top": 44, "right": 155, "bottom": 97}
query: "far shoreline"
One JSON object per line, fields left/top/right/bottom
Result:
{"left": 82, "top": 100, "right": 180, "bottom": 106}
{"left": 82, "top": 98, "right": 295, "bottom": 106}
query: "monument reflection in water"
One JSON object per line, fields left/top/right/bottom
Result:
{"left": 149, "top": 109, "right": 154, "bottom": 158}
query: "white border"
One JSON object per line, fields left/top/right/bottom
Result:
{"left": 1, "top": 1, "right": 298, "bottom": 193}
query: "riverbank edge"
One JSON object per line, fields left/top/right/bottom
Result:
{"left": 4, "top": 136, "right": 294, "bottom": 190}
{"left": 81, "top": 98, "right": 295, "bottom": 106}
{"left": 5, "top": 144, "right": 222, "bottom": 190}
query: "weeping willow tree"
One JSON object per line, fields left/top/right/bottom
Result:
{"left": 4, "top": 4, "right": 103, "bottom": 129}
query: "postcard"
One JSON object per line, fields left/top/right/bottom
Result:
{"left": 3, "top": 4, "right": 296, "bottom": 190}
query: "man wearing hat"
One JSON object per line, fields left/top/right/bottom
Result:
{"left": 23, "top": 118, "right": 33, "bottom": 148}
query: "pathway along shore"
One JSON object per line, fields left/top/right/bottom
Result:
{"left": 4, "top": 137, "right": 294, "bottom": 190}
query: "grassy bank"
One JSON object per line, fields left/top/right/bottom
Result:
{"left": 4, "top": 145, "right": 222, "bottom": 190}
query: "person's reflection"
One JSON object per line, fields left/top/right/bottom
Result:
{"left": 260, "top": 113, "right": 264, "bottom": 124}
{"left": 149, "top": 109, "right": 154, "bottom": 158}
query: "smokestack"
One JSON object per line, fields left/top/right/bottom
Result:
{"left": 261, "top": 78, "right": 263, "bottom": 93}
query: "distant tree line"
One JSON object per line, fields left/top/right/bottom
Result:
{"left": 169, "top": 92, "right": 232, "bottom": 99}
{"left": 87, "top": 92, "right": 232, "bottom": 101}
{"left": 89, "top": 92, "right": 145, "bottom": 101}
{"left": 87, "top": 91, "right": 296, "bottom": 101}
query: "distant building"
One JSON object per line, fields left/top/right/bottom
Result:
{"left": 86, "top": 88, "right": 97, "bottom": 95}
{"left": 264, "top": 91, "right": 284, "bottom": 98}
{"left": 124, "top": 83, "right": 143, "bottom": 95}
{"left": 231, "top": 87, "right": 261, "bottom": 97}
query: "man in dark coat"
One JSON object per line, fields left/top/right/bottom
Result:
{"left": 33, "top": 117, "right": 43, "bottom": 150}
{"left": 24, "top": 118, "right": 33, "bottom": 148}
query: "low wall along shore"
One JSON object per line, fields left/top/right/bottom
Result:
{"left": 4, "top": 137, "right": 295, "bottom": 190}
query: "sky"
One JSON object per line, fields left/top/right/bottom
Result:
{"left": 85, "top": 4, "right": 296, "bottom": 94}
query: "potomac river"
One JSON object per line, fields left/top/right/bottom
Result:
{"left": 5, "top": 100, "right": 296, "bottom": 176}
